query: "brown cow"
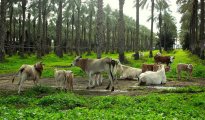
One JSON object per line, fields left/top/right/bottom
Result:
{"left": 141, "top": 64, "right": 160, "bottom": 73}
{"left": 142, "top": 63, "right": 170, "bottom": 73}
{"left": 154, "top": 53, "right": 175, "bottom": 66}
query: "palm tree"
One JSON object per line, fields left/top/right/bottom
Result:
{"left": 104, "top": 4, "right": 112, "bottom": 53}
{"left": 0, "top": 0, "right": 7, "bottom": 61}
{"left": 20, "top": 0, "right": 27, "bottom": 58}
{"left": 199, "top": 0, "right": 204, "bottom": 59}
{"left": 134, "top": 0, "right": 139, "bottom": 60}
{"left": 87, "top": 0, "right": 96, "bottom": 55}
{"left": 155, "top": 0, "right": 169, "bottom": 53}
{"left": 140, "top": 0, "right": 155, "bottom": 57}
{"left": 96, "top": 0, "right": 104, "bottom": 59}
{"left": 118, "top": 0, "right": 125, "bottom": 62}
{"left": 37, "top": 0, "right": 42, "bottom": 59}
{"left": 56, "top": 0, "right": 63, "bottom": 57}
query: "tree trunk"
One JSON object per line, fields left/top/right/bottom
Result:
{"left": 200, "top": 0, "right": 205, "bottom": 59}
{"left": 134, "top": 0, "right": 140, "bottom": 60}
{"left": 118, "top": 0, "right": 125, "bottom": 62}
{"left": 33, "top": 19, "right": 36, "bottom": 53}
{"left": 0, "top": 0, "right": 6, "bottom": 61}
{"left": 71, "top": 10, "right": 74, "bottom": 55}
{"left": 96, "top": 0, "right": 104, "bottom": 59}
{"left": 56, "top": 0, "right": 63, "bottom": 57}
{"left": 159, "top": 9, "right": 162, "bottom": 53}
{"left": 88, "top": 9, "right": 93, "bottom": 55}
{"left": 75, "top": 1, "right": 81, "bottom": 56}
{"left": 149, "top": 0, "right": 154, "bottom": 58}
{"left": 106, "top": 16, "right": 110, "bottom": 53}
{"left": 27, "top": 13, "right": 31, "bottom": 55}
{"left": 37, "top": 0, "right": 42, "bottom": 59}
{"left": 8, "top": 4, "right": 13, "bottom": 56}
{"left": 42, "top": 0, "right": 47, "bottom": 56}
{"left": 20, "top": 0, "right": 27, "bottom": 58}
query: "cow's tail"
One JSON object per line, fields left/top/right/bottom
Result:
{"left": 12, "top": 68, "right": 25, "bottom": 83}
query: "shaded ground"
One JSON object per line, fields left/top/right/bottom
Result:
{"left": 0, "top": 74, "right": 205, "bottom": 96}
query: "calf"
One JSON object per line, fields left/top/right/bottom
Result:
{"left": 12, "top": 62, "right": 44, "bottom": 94}
{"left": 177, "top": 63, "right": 193, "bottom": 80}
{"left": 141, "top": 63, "right": 160, "bottom": 73}
{"left": 54, "top": 69, "right": 74, "bottom": 91}
{"left": 117, "top": 64, "right": 142, "bottom": 80}
{"left": 71, "top": 56, "right": 118, "bottom": 91}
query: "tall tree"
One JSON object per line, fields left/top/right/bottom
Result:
{"left": 37, "top": 0, "right": 42, "bottom": 59}
{"left": 0, "top": 0, "right": 7, "bottom": 61}
{"left": 140, "top": 0, "right": 155, "bottom": 57}
{"left": 87, "top": 0, "right": 96, "bottom": 55}
{"left": 96, "top": 0, "right": 104, "bottom": 58}
{"left": 199, "top": 0, "right": 205, "bottom": 59}
{"left": 118, "top": 0, "right": 125, "bottom": 62}
{"left": 56, "top": 0, "right": 63, "bottom": 57}
{"left": 155, "top": 0, "right": 169, "bottom": 53}
{"left": 74, "top": 0, "right": 81, "bottom": 55}
{"left": 134, "top": 0, "right": 140, "bottom": 60}
{"left": 20, "top": 0, "right": 27, "bottom": 58}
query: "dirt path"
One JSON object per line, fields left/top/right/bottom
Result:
{"left": 0, "top": 75, "right": 205, "bottom": 96}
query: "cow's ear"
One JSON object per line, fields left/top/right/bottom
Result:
{"left": 79, "top": 56, "right": 82, "bottom": 58}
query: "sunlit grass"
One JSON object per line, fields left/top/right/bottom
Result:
{"left": 0, "top": 49, "right": 205, "bottom": 78}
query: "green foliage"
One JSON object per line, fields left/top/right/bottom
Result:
{"left": 0, "top": 86, "right": 205, "bottom": 119}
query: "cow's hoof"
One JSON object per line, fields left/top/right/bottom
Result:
{"left": 86, "top": 86, "right": 90, "bottom": 89}
{"left": 106, "top": 86, "right": 110, "bottom": 90}
{"left": 111, "top": 87, "right": 114, "bottom": 92}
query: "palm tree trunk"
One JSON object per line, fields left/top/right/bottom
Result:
{"left": 96, "top": 0, "right": 104, "bottom": 59}
{"left": 37, "top": 0, "right": 42, "bottom": 59}
{"left": 8, "top": 4, "right": 13, "bottom": 56}
{"left": 118, "top": 0, "right": 125, "bottom": 62}
{"left": 134, "top": 0, "right": 140, "bottom": 60}
{"left": 0, "top": 0, "right": 7, "bottom": 61}
{"left": 200, "top": 0, "right": 205, "bottom": 59}
{"left": 56, "top": 0, "right": 63, "bottom": 57}
{"left": 149, "top": 0, "right": 154, "bottom": 58}
{"left": 20, "top": 0, "right": 26, "bottom": 58}
{"left": 27, "top": 13, "right": 31, "bottom": 55}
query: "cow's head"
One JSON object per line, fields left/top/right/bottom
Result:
{"left": 34, "top": 61, "right": 44, "bottom": 75}
{"left": 71, "top": 56, "right": 82, "bottom": 66}
{"left": 170, "top": 56, "right": 175, "bottom": 63}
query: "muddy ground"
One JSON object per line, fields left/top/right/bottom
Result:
{"left": 0, "top": 74, "right": 205, "bottom": 96}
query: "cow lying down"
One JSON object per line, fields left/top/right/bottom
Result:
{"left": 117, "top": 64, "right": 142, "bottom": 80}
{"left": 12, "top": 62, "right": 44, "bottom": 94}
{"left": 71, "top": 56, "right": 119, "bottom": 91}
{"left": 54, "top": 69, "right": 74, "bottom": 91}
{"left": 139, "top": 65, "right": 166, "bottom": 85}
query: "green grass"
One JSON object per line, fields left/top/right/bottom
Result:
{"left": 0, "top": 86, "right": 205, "bottom": 119}
{"left": 0, "top": 50, "right": 205, "bottom": 78}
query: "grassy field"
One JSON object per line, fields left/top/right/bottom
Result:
{"left": 0, "top": 50, "right": 205, "bottom": 119}
{"left": 0, "top": 49, "right": 205, "bottom": 79}
{"left": 0, "top": 86, "right": 205, "bottom": 119}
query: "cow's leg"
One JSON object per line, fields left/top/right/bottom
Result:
{"left": 108, "top": 72, "right": 114, "bottom": 92}
{"left": 177, "top": 70, "right": 180, "bottom": 80}
{"left": 190, "top": 71, "right": 192, "bottom": 80}
{"left": 18, "top": 77, "right": 25, "bottom": 94}
{"left": 87, "top": 73, "right": 94, "bottom": 89}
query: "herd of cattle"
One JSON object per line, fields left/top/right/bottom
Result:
{"left": 11, "top": 53, "right": 194, "bottom": 94}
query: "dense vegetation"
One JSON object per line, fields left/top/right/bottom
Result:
{"left": 0, "top": 49, "right": 205, "bottom": 78}
{"left": 0, "top": 86, "right": 205, "bottom": 119}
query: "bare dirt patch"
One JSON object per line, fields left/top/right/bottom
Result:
{"left": 0, "top": 74, "right": 205, "bottom": 96}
